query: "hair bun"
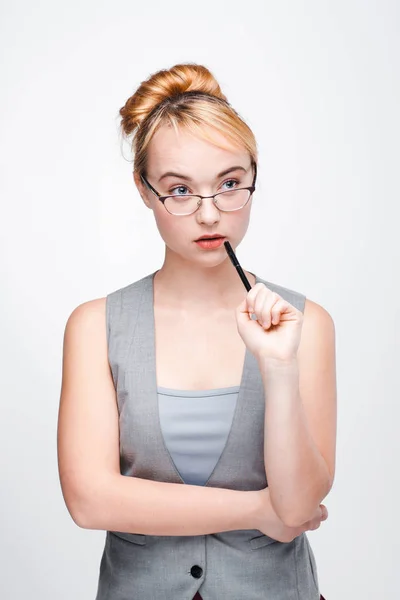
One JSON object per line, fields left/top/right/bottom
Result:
{"left": 120, "top": 63, "right": 227, "bottom": 137}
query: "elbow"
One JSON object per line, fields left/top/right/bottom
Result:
{"left": 71, "top": 489, "right": 108, "bottom": 529}
{"left": 66, "top": 475, "right": 119, "bottom": 530}
{"left": 273, "top": 478, "right": 334, "bottom": 529}
{"left": 60, "top": 483, "right": 97, "bottom": 529}
{"left": 74, "top": 503, "right": 95, "bottom": 529}
{"left": 279, "top": 504, "right": 321, "bottom": 528}
{"left": 60, "top": 473, "right": 111, "bottom": 530}
{"left": 280, "top": 512, "right": 310, "bottom": 529}
{"left": 269, "top": 492, "right": 314, "bottom": 528}
{"left": 65, "top": 495, "right": 94, "bottom": 529}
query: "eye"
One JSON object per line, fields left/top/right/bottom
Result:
{"left": 169, "top": 185, "right": 190, "bottom": 196}
{"left": 221, "top": 178, "right": 240, "bottom": 190}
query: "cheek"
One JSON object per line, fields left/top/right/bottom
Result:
{"left": 153, "top": 205, "right": 169, "bottom": 229}
{"left": 228, "top": 205, "right": 252, "bottom": 235}
{"left": 152, "top": 206, "right": 184, "bottom": 244}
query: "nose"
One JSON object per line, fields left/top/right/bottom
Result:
{"left": 195, "top": 197, "right": 221, "bottom": 225}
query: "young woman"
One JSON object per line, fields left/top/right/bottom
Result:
{"left": 57, "top": 63, "right": 336, "bottom": 600}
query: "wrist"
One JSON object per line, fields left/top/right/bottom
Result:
{"left": 245, "top": 489, "right": 269, "bottom": 531}
{"left": 256, "top": 354, "right": 298, "bottom": 367}
{"left": 257, "top": 356, "right": 299, "bottom": 377}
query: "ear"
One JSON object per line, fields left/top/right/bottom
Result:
{"left": 133, "top": 171, "right": 153, "bottom": 209}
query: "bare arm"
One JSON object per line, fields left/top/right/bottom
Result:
{"left": 57, "top": 299, "right": 262, "bottom": 536}
{"left": 84, "top": 475, "right": 261, "bottom": 535}
{"left": 259, "top": 300, "right": 337, "bottom": 527}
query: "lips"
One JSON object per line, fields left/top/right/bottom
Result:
{"left": 195, "top": 235, "right": 225, "bottom": 241}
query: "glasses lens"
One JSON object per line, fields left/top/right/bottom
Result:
{"left": 215, "top": 189, "right": 251, "bottom": 211}
{"left": 164, "top": 195, "right": 200, "bottom": 215}
{"left": 164, "top": 189, "right": 252, "bottom": 215}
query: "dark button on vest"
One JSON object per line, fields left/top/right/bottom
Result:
{"left": 190, "top": 565, "right": 203, "bottom": 579}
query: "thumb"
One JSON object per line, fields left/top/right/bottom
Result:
{"left": 236, "top": 298, "right": 253, "bottom": 324}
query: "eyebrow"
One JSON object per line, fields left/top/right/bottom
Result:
{"left": 157, "top": 165, "right": 248, "bottom": 183}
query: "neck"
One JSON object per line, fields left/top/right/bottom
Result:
{"left": 153, "top": 252, "right": 256, "bottom": 312}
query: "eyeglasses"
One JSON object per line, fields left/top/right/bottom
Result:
{"left": 140, "top": 163, "right": 257, "bottom": 216}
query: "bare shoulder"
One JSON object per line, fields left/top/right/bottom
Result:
{"left": 298, "top": 298, "right": 336, "bottom": 366}
{"left": 301, "top": 298, "right": 335, "bottom": 335}
{"left": 303, "top": 297, "right": 334, "bottom": 319}
{"left": 65, "top": 297, "right": 107, "bottom": 332}
{"left": 61, "top": 298, "right": 109, "bottom": 386}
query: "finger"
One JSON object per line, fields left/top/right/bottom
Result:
{"left": 270, "top": 299, "right": 290, "bottom": 326}
{"left": 254, "top": 290, "right": 281, "bottom": 329}
{"left": 246, "top": 283, "right": 271, "bottom": 317}
{"left": 252, "top": 286, "right": 269, "bottom": 322}
{"left": 236, "top": 298, "right": 257, "bottom": 322}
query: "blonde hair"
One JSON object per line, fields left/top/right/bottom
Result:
{"left": 119, "top": 63, "right": 258, "bottom": 176}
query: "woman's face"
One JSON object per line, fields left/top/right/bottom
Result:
{"left": 135, "top": 123, "right": 255, "bottom": 265}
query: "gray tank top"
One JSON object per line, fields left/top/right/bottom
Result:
{"left": 157, "top": 385, "right": 240, "bottom": 486}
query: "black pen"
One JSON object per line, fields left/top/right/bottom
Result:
{"left": 224, "top": 240, "right": 252, "bottom": 292}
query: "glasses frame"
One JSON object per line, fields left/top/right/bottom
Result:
{"left": 140, "top": 163, "right": 257, "bottom": 216}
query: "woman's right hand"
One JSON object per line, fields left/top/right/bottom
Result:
{"left": 254, "top": 488, "right": 329, "bottom": 543}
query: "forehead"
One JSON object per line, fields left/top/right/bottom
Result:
{"left": 146, "top": 124, "right": 250, "bottom": 178}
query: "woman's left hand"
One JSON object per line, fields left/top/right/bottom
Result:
{"left": 235, "top": 283, "right": 304, "bottom": 363}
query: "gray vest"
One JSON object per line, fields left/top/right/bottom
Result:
{"left": 95, "top": 271, "right": 321, "bottom": 599}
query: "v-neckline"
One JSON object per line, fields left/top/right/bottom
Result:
{"left": 148, "top": 269, "right": 260, "bottom": 487}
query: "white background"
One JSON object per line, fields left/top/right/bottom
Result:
{"left": 1, "top": 0, "right": 399, "bottom": 598}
